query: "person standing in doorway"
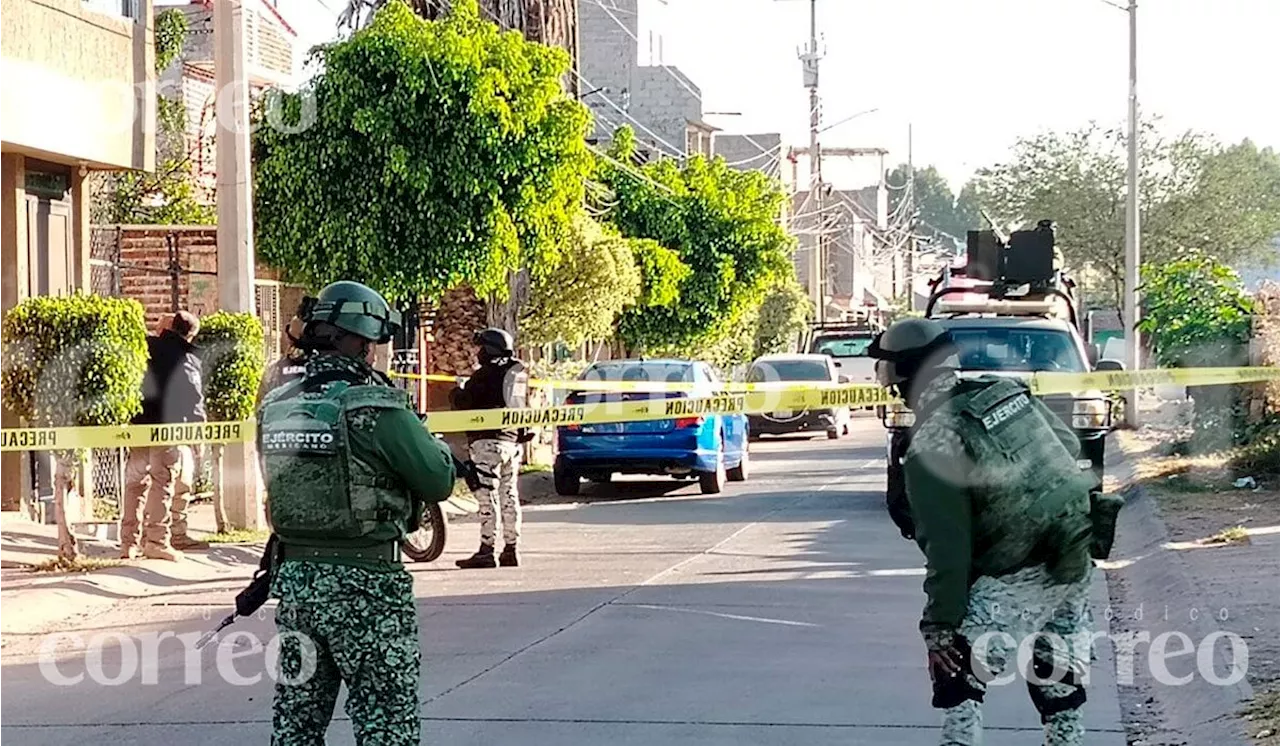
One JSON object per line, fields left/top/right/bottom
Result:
{"left": 452, "top": 328, "right": 531, "bottom": 569}
{"left": 121, "top": 310, "right": 207, "bottom": 561}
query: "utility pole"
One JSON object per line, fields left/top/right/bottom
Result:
{"left": 800, "top": 0, "right": 825, "bottom": 322}
{"left": 1123, "top": 0, "right": 1142, "bottom": 426}
{"left": 214, "top": 0, "right": 262, "bottom": 530}
{"left": 906, "top": 123, "right": 916, "bottom": 311}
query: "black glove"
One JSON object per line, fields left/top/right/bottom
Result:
{"left": 452, "top": 454, "right": 482, "bottom": 492}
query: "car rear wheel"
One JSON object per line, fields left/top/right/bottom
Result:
{"left": 726, "top": 448, "right": 749, "bottom": 482}
{"left": 553, "top": 465, "right": 580, "bottom": 496}
{"left": 699, "top": 459, "right": 726, "bottom": 494}
{"left": 827, "top": 427, "right": 840, "bottom": 440}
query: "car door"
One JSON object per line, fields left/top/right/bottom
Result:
{"left": 702, "top": 364, "right": 745, "bottom": 458}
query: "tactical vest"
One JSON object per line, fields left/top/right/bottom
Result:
{"left": 258, "top": 378, "right": 413, "bottom": 543}
{"left": 945, "top": 377, "right": 1094, "bottom": 580}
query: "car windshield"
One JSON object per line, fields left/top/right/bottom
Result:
{"left": 813, "top": 336, "right": 873, "bottom": 357}
{"left": 946, "top": 327, "right": 1086, "bottom": 372}
{"left": 581, "top": 362, "right": 695, "bottom": 383}
{"left": 746, "top": 360, "right": 830, "bottom": 382}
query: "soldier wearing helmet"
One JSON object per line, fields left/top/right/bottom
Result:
{"left": 870, "top": 317, "right": 1098, "bottom": 746}
{"left": 258, "top": 280, "right": 455, "bottom": 745}
{"left": 256, "top": 295, "right": 317, "bottom": 407}
{"left": 450, "top": 327, "right": 531, "bottom": 569}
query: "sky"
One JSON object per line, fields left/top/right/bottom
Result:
{"left": 266, "top": 0, "right": 1280, "bottom": 192}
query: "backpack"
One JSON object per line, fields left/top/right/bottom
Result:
{"left": 258, "top": 376, "right": 412, "bottom": 542}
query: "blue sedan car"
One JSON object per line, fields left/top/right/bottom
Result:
{"left": 553, "top": 359, "right": 750, "bottom": 496}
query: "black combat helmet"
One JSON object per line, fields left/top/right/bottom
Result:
{"left": 474, "top": 328, "right": 515, "bottom": 361}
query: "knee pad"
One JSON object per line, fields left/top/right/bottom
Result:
{"left": 1027, "top": 665, "right": 1087, "bottom": 723}
{"left": 931, "top": 637, "right": 986, "bottom": 709}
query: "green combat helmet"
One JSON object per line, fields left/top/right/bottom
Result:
{"left": 868, "top": 317, "right": 960, "bottom": 391}
{"left": 305, "top": 281, "right": 402, "bottom": 344}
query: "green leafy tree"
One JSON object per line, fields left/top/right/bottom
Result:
{"left": 752, "top": 277, "right": 812, "bottom": 359}
{"left": 1139, "top": 253, "right": 1257, "bottom": 453}
{"left": 193, "top": 313, "right": 265, "bottom": 533}
{"left": 885, "top": 164, "right": 969, "bottom": 250}
{"left": 630, "top": 238, "right": 689, "bottom": 308}
{"left": 520, "top": 217, "right": 642, "bottom": 348}
{"left": 254, "top": 0, "right": 591, "bottom": 303}
{"left": 599, "top": 126, "right": 794, "bottom": 353}
{"left": 93, "top": 9, "right": 214, "bottom": 226}
{"left": 1, "top": 295, "right": 148, "bottom": 559}
{"left": 966, "top": 122, "right": 1280, "bottom": 305}
{"left": 1138, "top": 253, "right": 1254, "bottom": 368}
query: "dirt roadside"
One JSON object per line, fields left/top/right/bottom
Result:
{"left": 1108, "top": 422, "right": 1280, "bottom": 746}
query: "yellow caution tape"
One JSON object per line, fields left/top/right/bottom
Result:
{"left": 388, "top": 370, "right": 822, "bottom": 393}
{"left": 0, "top": 421, "right": 254, "bottom": 452}
{"left": 3, "top": 367, "right": 1276, "bottom": 451}
{"left": 1029, "top": 366, "right": 1280, "bottom": 396}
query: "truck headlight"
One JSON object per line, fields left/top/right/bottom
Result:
{"left": 1072, "top": 398, "right": 1111, "bottom": 429}
{"left": 881, "top": 402, "right": 915, "bottom": 429}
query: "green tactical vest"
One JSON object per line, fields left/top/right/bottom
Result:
{"left": 946, "top": 377, "right": 1094, "bottom": 581}
{"left": 258, "top": 379, "right": 413, "bottom": 544}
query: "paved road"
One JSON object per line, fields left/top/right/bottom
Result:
{"left": 1, "top": 418, "right": 1125, "bottom": 745}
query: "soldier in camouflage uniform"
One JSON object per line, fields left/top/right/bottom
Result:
{"left": 258, "top": 281, "right": 455, "bottom": 745}
{"left": 869, "top": 318, "right": 1103, "bottom": 746}
{"left": 451, "top": 328, "right": 531, "bottom": 569}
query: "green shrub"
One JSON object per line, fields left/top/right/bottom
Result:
{"left": 1138, "top": 252, "right": 1254, "bottom": 368}
{"left": 194, "top": 313, "right": 265, "bottom": 422}
{"left": 1, "top": 294, "right": 148, "bottom": 428}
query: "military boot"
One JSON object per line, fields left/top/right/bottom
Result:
{"left": 499, "top": 544, "right": 519, "bottom": 567}
{"left": 456, "top": 544, "right": 497, "bottom": 569}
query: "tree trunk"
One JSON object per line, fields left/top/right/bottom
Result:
{"left": 54, "top": 453, "right": 79, "bottom": 561}
{"left": 433, "top": 286, "right": 487, "bottom": 377}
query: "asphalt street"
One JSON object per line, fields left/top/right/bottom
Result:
{"left": 0, "top": 417, "right": 1126, "bottom": 745}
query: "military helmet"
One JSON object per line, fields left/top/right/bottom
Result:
{"left": 868, "top": 318, "right": 960, "bottom": 388}
{"left": 474, "top": 327, "right": 515, "bottom": 359}
{"left": 305, "top": 281, "right": 401, "bottom": 344}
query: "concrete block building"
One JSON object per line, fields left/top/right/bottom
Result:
{"left": 791, "top": 186, "right": 899, "bottom": 319}
{"left": 580, "top": 0, "right": 710, "bottom": 159}
{"left": 159, "top": 0, "right": 296, "bottom": 201}
{"left": 1, "top": 0, "right": 158, "bottom": 510}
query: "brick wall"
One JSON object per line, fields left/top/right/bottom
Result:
{"left": 98, "top": 226, "right": 301, "bottom": 351}
{"left": 112, "top": 226, "right": 219, "bottom": 332}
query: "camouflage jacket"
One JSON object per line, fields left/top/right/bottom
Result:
{"left": 904, "top": 372, "right": 1094, "bottom": 640}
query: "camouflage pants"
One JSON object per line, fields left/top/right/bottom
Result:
{"left": 941, "top": 565, "right": 1094, "bottom": 746}
{"left": 271, "top": 561, "right": 420, "bottom": 746}
{"left": 470, "top": 439, "right": 522, "bottom": 547}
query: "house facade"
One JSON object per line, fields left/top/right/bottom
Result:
{"left": 1, "top": 0, "right": 158, "bottom": 509}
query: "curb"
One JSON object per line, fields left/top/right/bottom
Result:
{"left": 1103, "top": 433, "right": 1254, "bottom": 745}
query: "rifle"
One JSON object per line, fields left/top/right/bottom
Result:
{"left": 194, "top": 534, "right": 279, "bottom": 650}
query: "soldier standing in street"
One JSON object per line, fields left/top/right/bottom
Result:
{"left": 451, "top": 328, "right": 531, "bottom": 569}
{"left": 258, "top": 281, "right": 455, "bottom": 746}
{"left": 869, "top": 318, "right": 1110, "bottom": 746}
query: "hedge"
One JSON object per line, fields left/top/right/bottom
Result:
{"left": 194, "top": 312, "right": 265, "bottom": 422}
{"left": 1, "top": 294, "right": 148, "bottom": 428}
